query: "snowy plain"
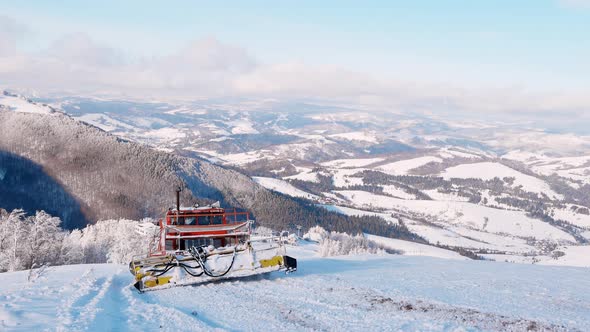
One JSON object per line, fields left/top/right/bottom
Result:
{"left": 1, "top": 242, "right": 589, "bottom": 331}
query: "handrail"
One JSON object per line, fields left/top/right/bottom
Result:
{"left": 166, "top": 211, "right": 251, "bottom": 218}
{"left": 165, "top": 232, "right": 250, "bottom": 240}
{"left": 165, "top": 220, "right": 252, "bottom": 233}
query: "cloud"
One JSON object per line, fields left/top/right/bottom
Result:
{"left": 559, "top": 0, "right": 590, "bottom": 8}
{"left": 234, "top": 62, "right": 386, "bottom": 99}
{"left": 0, "top": 16, "right": 30, "bottom": 55}
{"left": 0, "top": 32, "right": 258, "bottom": 97}
{"left": 0, "top": 17, "right": 589, "bottom": 119}
{"left": 45, "top": 33, "right": 124, "bottom": 67}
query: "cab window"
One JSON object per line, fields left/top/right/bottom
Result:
{"left": 212, "top": 215, "right": 223, "bottom": 224}
{"left": 197, "top": 216, "right": 209, "bottom": 225}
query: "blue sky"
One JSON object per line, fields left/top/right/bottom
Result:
{"left": 0, "top": 0, "right": 589, "bottom": 109}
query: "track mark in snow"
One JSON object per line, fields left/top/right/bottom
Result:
{"left": 123, "top": 280, "right": 219, "bottom": 331}
{"left": 56, "top": 269, "right": 113, "bottom": 331}
{"left": 361, "top": 294, "right": 575, "bottom": 332}
{"left": 86, "top": 272, "right": 131, "bottom": 331}
{"left": 168, "top": 270, "right": 579, "bottom": 332}
{"left": 1, "top": 256, "right": 589, "bottom": 331}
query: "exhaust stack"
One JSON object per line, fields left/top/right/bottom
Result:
{"left": 176, "top": 186, "right": 182, "bottom": 212}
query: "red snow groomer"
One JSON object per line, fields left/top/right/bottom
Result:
{"left": 129, "top": 188, "right": 297, "bottom": 292}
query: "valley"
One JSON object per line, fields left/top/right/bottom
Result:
{"left": 6, "top": 92, "right": 589, "bottom": 267}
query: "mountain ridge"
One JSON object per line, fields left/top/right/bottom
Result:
{"left": 0, "top": 95, "right": 415, "bottom": 241}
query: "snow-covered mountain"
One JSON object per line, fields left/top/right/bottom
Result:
{"left": 0, "top": 92, "right": 408, "bottom": 237}
{"left": 14, "top": 94, "right": 589, "bottom": 267}
{"left": 4, "top": 92, "right": 590, "bottom": 266}
{"left": 3, "top": 91, "right": 590, "bottom": 331}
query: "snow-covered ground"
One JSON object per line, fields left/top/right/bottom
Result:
{"left": 328, "top": 131, "right": 378, "bottom": 143}
{"left": 334, "top": 190, "right": 575, "bottom": 243}
{"left": 365, "top": 234, "right": 466, "bottom": 260}
{"left": 383, "top": 185, "right": 418, "bottom": 200}
{"left": 1, "top": 242, "right": 589, "bottom": 331}
{"left": 441, "top": 162, "right": 562, "bottom": 199}
{"left": 515, "top": 154, "right": 590, "bottom": 186}
{"left": 377, "top": 156, "right": 442, "bottom": 175}
{"left": 283, "top": 167, "right": 320, "bottom": 183}
{"left": 76, "top": 113, "right": 136, "bottom": 132}
{"left": 321, "top": 157, "right": 385, "bottom": 168}
{"left": 253, "top": 177, "right": 320, "bottom": 200}
{"left": 228, "top": 119, "right": 259, "bottom": 135}
{"left": 0, "top": 93, "right": 54, "bottom": 115}
{"left": 283, "top": 171, "right": 319, "bottom": 183}
{"left": 319, "top": 204, "right": 400, "bottom": 224}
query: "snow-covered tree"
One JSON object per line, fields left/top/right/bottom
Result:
{"left": 306, "top": 225, "right": 385, "bottom": 257}
{"left": 0, "top": 209, "right": 158, "bottom": 272}
{"left": 22, "top": 211, "right": 66, "bottom": 269}
{"left": 59, "top": 229, "right": 84, "bottom": 265}
{"left": 0, "top": 209, "right": 27, "bottom": 272}
{"left": 303, "top": 225, "right": 328, "bottom": 242}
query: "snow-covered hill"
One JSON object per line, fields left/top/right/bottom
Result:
{"left": 1, "top": 243, "right": 589, "bottom": 331}
{"left": 1, "top": 95, "right": 396, "bottom": 237}
{"left": 253, "top": 176, "right": 320, "bottom": 200}
{"left": 7, "top": 93, "right": 590, "bottom": 266}
{"left": 441, "top": 161, "right": 562, "bottom": 199}
{"left": 0, "top": 91, "right": 59, "bottom": 115}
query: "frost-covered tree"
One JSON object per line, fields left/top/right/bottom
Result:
{"left": 0, "top": 209, "right": 27, "bottom": 272}
{"left": 59, "top": 229, "right": 84, "bottom": 265}
{"left": 305, "top": 225, "right": 385, "bottom": 257}
{"left": 22, "top": 211, "right": 66, "bottom": 269}
{"left": 103, "top": 219, "right": 159, "bottom": 264}
{"left": 0, "top": 209, "right": 159, "bottom": 272}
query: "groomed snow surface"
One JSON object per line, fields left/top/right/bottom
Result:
{"left": 1, "top": 242, "right": 589, "bottom": 331}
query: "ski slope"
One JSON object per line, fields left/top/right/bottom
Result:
{"left": 1, "top": 243, "right": 589, "bottom": 331}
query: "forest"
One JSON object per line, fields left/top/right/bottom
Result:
{"left": 0, "top": 110, "right": 416, "bottom": 241}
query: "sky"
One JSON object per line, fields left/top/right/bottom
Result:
{"left": 0, "top": 0, "right": 589, "bottom": 115}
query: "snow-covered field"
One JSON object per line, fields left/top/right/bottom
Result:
{"left": 0, "top": 93, "right": 54, "bottom": 115}
{"left": 321, "top": 157, "right": 385, "bottom": 168}
{"left": 76, "top": 113, "right": 136, "bottom": 132}
{"left": 328, "top": 131, "right": 378, "bottom": 143}
{"left": 253, "top": 177, "right": 320, "bottom": 200}
{"left": 441, "top": 162, "right": 562, "bottom": 199}
{"left": 365, "top": 234, "right": 465, "bottom": 260}
{"left": 378, "top": 156, "right": 442, "bottom": 175}
{"left": 319, "top": 204, "right": 400, "bottom": 224}
{"left": 1, "top": 242, "right": 589, "bottom": 331}
{"left": 334, "top": 190, "right": 575, "bottom": 243}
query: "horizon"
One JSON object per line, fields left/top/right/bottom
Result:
{"left": 1, "top": 1, "right": 589, "bottom": 119}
